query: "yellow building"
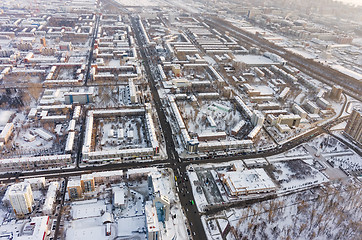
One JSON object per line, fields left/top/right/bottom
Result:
{"left": 67, "top": 180, "right": 83, "bottom": 199}
{"left": 171, "top": 64, "right": 181, "bottom": 77}
{"left": 8, "top": 182, "right": 34, "bottom": 216}
{"left": 276, "top": 114, "right": 301, "bottom": 128}
{"left": 80, "top": 174, "right": 95, "bottom": 192}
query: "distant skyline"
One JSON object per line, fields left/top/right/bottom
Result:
{"left": 335, "top": 0, "right": 362, "bottom": 6}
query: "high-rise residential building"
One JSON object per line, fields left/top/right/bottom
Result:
{"left": 344, "top": 108, "right": 362, "bottom": 146}
{"left": 8, "top": 182, "right": 34, "bottom": 216}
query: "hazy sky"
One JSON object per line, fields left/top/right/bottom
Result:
{"left": 336, "top": 0, "right": 362, "bottom": 6}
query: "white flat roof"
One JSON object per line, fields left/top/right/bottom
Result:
{"left": 223, "top": 168, "right": 276, "bottom": 193}
{"left": 234, "top": 55, "right": 275, "bottom": 65}
{"left": 72, "top": 200, "right": 107, "bottom": 220}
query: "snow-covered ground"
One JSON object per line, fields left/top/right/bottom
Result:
{"left": 307, "top": 133, "right": 362, "bottom": 173}
{"left": 271, "top": 160, "right": 328, "bottom": 193}
{"left": 95, "top": 116, "right": 149, "bottom": 151}
{"left": 217, "top": 181, "right": 362, "bottom": 240}
{"left": 178, "top": 99, "right": 245, "bottom": 137}
{"left": 13, "top": 128, "right": 55, "bottom": 154}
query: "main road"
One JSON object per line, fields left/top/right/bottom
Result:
{"left": 1, "top": 6, "right": 357, "bottom": 240}
{"left": 130, "top": 15, "right": 207, "bottom": 239}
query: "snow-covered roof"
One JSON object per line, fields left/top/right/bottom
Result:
{"left": 17, "top": 216, "right": 49, "bottom": 240}
{"left": 0, "top": 154, "right": 71, "bottom": 165}
{"left": 72, "top": 200, "right": 107, "bottom": 220}
{"left": 222, "top": 168, "right": 276, "bottom": 195}
{"left": 24, "top": 177, "right": 45, "bottom": 186}
{"left": 8, "top": 182, "right": 31, "bottom": 195}
{"left": 0, "top": 110, "right": 14, "bottom": 126}
{"left": 112, "top": 186, "right": 125, "bottom": 206}
{"left": 92, "top": 170, "right": 123, "bottom": 178}
{"left": 101, "top": 212, "right": 113, "bottom": 224}
{"left": 145, "top": 112, "right": 159, "bottom": 150}
{"left": 233, "top": 54, "right": 275, "bottom": 66}
{"left": 331, "top": 64, "right": 362, "bottom": 81}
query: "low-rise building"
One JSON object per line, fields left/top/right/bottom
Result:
{"left": 316, "top": 97, "right": 332, "bottom": 110}
{"left": 292, "top": 104, "right": 307, "bottom": 118}
{"left": 64, "top": 87, "right": 95, "bottom": 104}
{"left": 0, "top": 122, "right": 14, "bottom": 143}
{"left": 24, "top": 177, "right": 45, "bottom": 190}
{"left": 221, "top": 168, "right": 276, "bottom": 196}
{"left": 112, "top": 186, "right": 125, "bottom": 209}
{"left": 276, "top": 114, "right": 301, "bottom": 128}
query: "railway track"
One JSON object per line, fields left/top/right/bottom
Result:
{"left": 203, "top": 16, "right": 362, "bottom": 101}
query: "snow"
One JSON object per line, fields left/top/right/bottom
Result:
{"left": 252, "top": 84, "right": 274, "bottom": 95}
{"left": 72, "top": 200, "right": 107, "bottom": 220}
{"left": 203, "top": 56, "right": 217, "bottom": 66}
{"left": 115, "top": 0, "right": 159, "bottom": 6}
{"left": 117, "top": 216, "right": 146, "bottom": 237}
{"left": 330, "top": 121, "right": 347, "bottom": 130}
{"left": 65, "top": 167, "right": 190, "bottom": 240}
{"left": 233, "top": 54, "right": 275, "bottom": 65}
{"left": 271, "top": 160, "right": 328, "bottom": 193}
{"left": 221, "top": 168, "right": 276, "bottom": 195}
{"left": 331, "top": 64, "right": 362, "bottom": 80}
{"left": 286, "top": 47, "right": 317, "bottom": 59}
{"left": 0, "top": 110, "right": 14, "bottom": 126}
{"left": 188, "top": 171, "right": 208, "bottom": 212}
{"left": 178, "top": 99, "right": 244, "bottom": 137}
{"left": 9, "top": 127, "right": 57, "bottom": 158}
{"left": 0, "top": 207, "right": 8, "bottom": 223}
{"left": 218, "top": 181, "right": 362, "bottom": 240}
{"left": 0, "top": 216, "right": 49, "bottom": 240}
{"left": 96, "top": 116, "right": 149, "bottom": 151}
{"left": 66, "top": 217, "right": 117, "bottom": 240}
